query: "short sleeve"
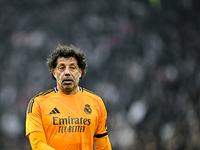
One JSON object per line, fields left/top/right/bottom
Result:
{"left": 93, "top": 99, "right": 112, "bottom": 150}
{"left": 94, "top": 99, "right": 108, "bottom": 138}
{"left": 26, "top": 97, "right": 45, "bottom": 138}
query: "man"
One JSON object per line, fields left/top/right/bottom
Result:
{"left": 25, "top": 44, "right": 112, "bottom": 150}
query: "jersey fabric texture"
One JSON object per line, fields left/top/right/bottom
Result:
{"left": 26, "top": 87, "right": 110, "bottom": 150}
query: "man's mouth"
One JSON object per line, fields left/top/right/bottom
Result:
{"left": 62, "top": 78, "right": 73, "bottom": 84}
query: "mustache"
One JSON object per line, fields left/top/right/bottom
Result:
{"left": 62, "top": 77, "right": 73, "bottom": 82}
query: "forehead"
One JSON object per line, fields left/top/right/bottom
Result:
{"left": 56, "top": 57, "right": 78, "bottom": 65}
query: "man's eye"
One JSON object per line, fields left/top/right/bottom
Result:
{"left": 59, "top": 66, "right": 65, "bottom": 70}
{"left": 71, "top": 66, "right": 76, "bottom": 69}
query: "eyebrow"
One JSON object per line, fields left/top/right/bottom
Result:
{"left": 57, "top": 63, "right": 77, "bottom": 66}
{"left": 69, "top": 63, "right": 77, "bottom": 65}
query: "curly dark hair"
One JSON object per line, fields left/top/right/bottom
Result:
{"left": 46, "top": 44, "right": 87, "bottom": 80}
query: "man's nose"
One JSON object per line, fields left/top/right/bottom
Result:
{"left": 64, "top": 68, "right": 70, "bottom": 75}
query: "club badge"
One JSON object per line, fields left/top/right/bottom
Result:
{"left": 84, "top": 104, "right": 92, "bottom": 114}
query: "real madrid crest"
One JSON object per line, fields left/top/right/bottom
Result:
{"left": 84, "top": 104, "right": 92, "bottom": 114}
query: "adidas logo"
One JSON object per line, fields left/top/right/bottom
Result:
{"left": 49, "top": 107, "right": 60, "bottom": 114}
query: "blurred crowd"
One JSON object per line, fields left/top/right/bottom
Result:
{"left": 0, "top": 0, "right": 200, "bottom": 149}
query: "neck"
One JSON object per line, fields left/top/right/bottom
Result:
{"left": 58, "top": 86, "right": 80, "bottom": 95}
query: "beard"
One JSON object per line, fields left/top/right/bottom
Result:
{"left": 60, "top": 77, "right": 78, "bottom": 93}
{"left": 56, "top": 75, "right": 80, "bottom": 95}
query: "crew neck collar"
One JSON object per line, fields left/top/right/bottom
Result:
{"left": 55, "top": 87, "right": 83, "bottom": 97}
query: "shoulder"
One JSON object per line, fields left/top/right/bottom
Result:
{"left": 32, "top": 88, "right": 56, "bottom": 100}
{"left": 26, "top": 88, "right": 56, "bottom": 114}
{"left": 82, "top": 88, "right": 106, "bottom": 105}
{"left": 82, "top": 88, "right": 101, "bottom": 99}
{"left": 29, "top": 88, "right": 56, "bottom": 104}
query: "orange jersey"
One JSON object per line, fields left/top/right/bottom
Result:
{"left": 26, "top": 87, "right": 110, "bottom": 150}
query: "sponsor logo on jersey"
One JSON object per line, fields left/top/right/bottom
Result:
{"left": 49, "top": 107, "right": 60, "bottom": 114}
{"left": 52, "top": 116, "right": 91, "bottom": 133}
{"left": 53, "top": 116, "right": 91, "bottom": 125}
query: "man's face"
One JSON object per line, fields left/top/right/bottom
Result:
{"left": 52, "top": 57, "right": 82, "bottom": 95}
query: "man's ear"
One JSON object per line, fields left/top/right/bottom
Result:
{"left": 52, "top": 69, "right": 56, "bottom": 78}
{"left": 79, "top": 69, "right": 83, "bottom": 79}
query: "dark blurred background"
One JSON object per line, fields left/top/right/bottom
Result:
{"left": 0, "top": 0, "right": 200, "bottom": 149}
